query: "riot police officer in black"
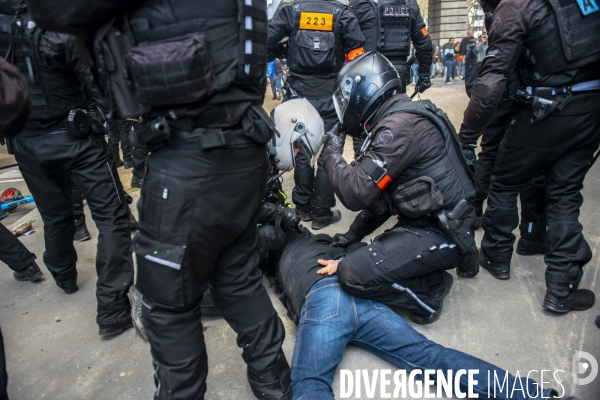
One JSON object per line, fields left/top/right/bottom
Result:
{"left": 321, "top": 52, "right": 479, "bottom": 324}
{"left": 459, "top": 0, "right": 600, "bottom": 314}
{"left": 27, "top": 0, "right": 292, "bottom": 398}
{"left": 348, "top": 0, "right": 433, "bottom": 94}
{"left": 268, "top": 0, "right": 365, "bottom": 229}
{"left": 0, "top": 0, "right": 134, "bottom": 337}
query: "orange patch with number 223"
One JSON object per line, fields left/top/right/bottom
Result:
{"left": 300, "top": 12, "right": 334, "bottom": 31}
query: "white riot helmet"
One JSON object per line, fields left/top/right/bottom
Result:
{"left": 272, "top": 98, "right": 325, "bottom": 171}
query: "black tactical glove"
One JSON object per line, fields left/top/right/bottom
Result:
{"left": 280, "top": 207, "right": 301, "bottom": 231}
{"left": 416, "top": 75, "right": 431, "bottom": 93}
{"left": 330, "top": 233, "right": 355, "bottom": 247}
{"left": 324, "top": 123, "right": 345, "bottom": 153}
{"left": 461, "top": 143, "right": 477, "bottom": 170}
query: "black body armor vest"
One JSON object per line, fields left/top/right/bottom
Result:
{"left": 0, "top": 6, "right": 86, "bottom": 130}
{"left": 94, "top": 0, "right": 269, "bottom": 118}
{"left": 374, "top": 100, "right": 476, "bottom": 214}
{"left": 287, "top": 0, "right": 346, "bottom": 75}
{"left": 375, "top": 0, "right": 411, "bottom": 59}
{"left": 519, "top": 0, "right": 600, "bottom": 86}
{"left": 351, "top": 0, "right": 411, "bottom": 60}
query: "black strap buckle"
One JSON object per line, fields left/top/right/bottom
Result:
{"left": 200, "top": 130, "right": 227, "bottom": 150}
{"left": 313, "top": 37, "right": 320, "bottom": 53}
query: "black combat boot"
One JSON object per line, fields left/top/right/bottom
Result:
{"left": 543, "top": 289, "right": 595, "bottom": 313}
{"left": 130, "top": 177, "right": 143, "bottom": 188}
{"left": 73, "top": 217, "right": 91, "bottom": 242}
{"left": 517, "top": 221, "right": 549, "bottom": 256}
{"left": 99, "top": 320, "right": 134, "bottom": 337}
{"left": 13, "top": 261, "right": 44, "bottom": 282}
{"left": 311, "top": 209, "right": 341, "bottom": 230}
{"left": 456, "top": 249, "right": 479, "bottom": 278}
{"left": 123, "top": 156, "right": 134, "bottom": 169}
{"left": 516, "top": 234, "right": 550, "bottom": 256}
{"left": 57, "top": 279, "right": 79, "bottom": 295}
{"left": 478, "top": 248, "right": 511, "bottom": 280}
{"left": 295, "top": 205, "right": 312, "bottom": 222}
{"left": 410, "top": 272, "right": 454, "bottom": 325}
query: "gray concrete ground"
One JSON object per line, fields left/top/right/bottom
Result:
{"left": 1, "top": 77, "right": 599, "bottom": 399}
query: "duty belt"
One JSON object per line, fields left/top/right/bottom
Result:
{"left": 515, "top": 79, "right": 600, "bottom": 123}
{"left": 170, "top": 128, "right": 254, "bottom": 150}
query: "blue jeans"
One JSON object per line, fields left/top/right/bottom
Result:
{"left": 270, "top": 73, "right": 282, "bottom": 97}
{"left": 412, "top": 63, "right": 419, "bottom": 84}
{"left": 291, "top": 276, "right": 557, "bottom": 400}
{"left": 445, "top": 60, "right": 455, "bottom": 83}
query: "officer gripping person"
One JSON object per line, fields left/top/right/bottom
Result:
{"left": 268, "top": 0, "right": 365, "bottom": 229}
{"left": 0, "top": 0, "right": 134, "bottom": 337}
{"left": 348, "top": 0, "right": 433, "bottom": 94}
{"left": 458, "top": 0, "right": 600, "bottom": 313}
{"left": 320, "top": 52, "right": 479, "bottom": 324}
{"left": 27, "top": 0, "right": 292, "bottom": 398}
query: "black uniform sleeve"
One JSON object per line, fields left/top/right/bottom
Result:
{"left": 0, "top": 58, "right": 31, "bottom": 137}
{"left": 64, "top": 34, "right": 110, "bottom": 115}
{"left": 458, "top": 0, "right": 526, "bottom": 145}
{"left": 346, "top": 208, "right": 392, "bottom": 242}
{"left": 28, "top": 0, "right": 145, "bottom": 34}
{"left": 340, "top": 7, "right": 366, "bottom": 53}
{"left": 348, "top": 0, "right": 377, "bottom": 52}
{"left": 410, "top": 2, "right": 433, "bottom": 78}
{"left": 268, "top": 5, "right": 293, "bottom": 53}
{"left": 323, "top": 113, "right": 419, "bottom": 212}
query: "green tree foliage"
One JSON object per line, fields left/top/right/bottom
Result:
{"left": 417, "top": 0, "right": 428, "bottom": 24}
{"left": 467, "top": 0, "right": 481, "bottom": 30}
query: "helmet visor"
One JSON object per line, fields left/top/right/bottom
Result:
{"left": 333, "top": 75, "right": 355, "bottom": 123}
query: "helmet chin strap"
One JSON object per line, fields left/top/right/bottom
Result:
{"left": 356, "top": 89, "right": 399, "bottom": 161}
{"left": 357, "top": 110, "right": 378, "bottom": 161}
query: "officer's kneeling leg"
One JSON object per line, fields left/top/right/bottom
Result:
{"left": 338, "top": 222, "right": 462, "bottom": 312}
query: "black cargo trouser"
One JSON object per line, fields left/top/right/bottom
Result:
{"left": 469, "top": 105, "right": 547, "bottom": 237}
{"left": 131, "top": 148, "right": 147, "bottom": 181}
{"left": 338, "top": 219, "right": 465, "bottom": 316}
{"left": 72, "top": 186, "right": 84, "bottom": 222}
{"left": 11, "top": 131, "right": 133, "bottom": 327}
{"left": 107, "top": 119, "right": 133, "bottom": 160}
{"left": 129, "top": 122, "right": 148, "bottom": 182}
{"left": 481, "top": 105, "right": 600, "bottom": 295}
{"left": 290, "top": 94, "right": 340, "bottom": 216}
{"left": 0, "top": 222, "right": 36, "bottom": 273}
{"left": 390, "top": 60, "right": 408, "bottom": 94}
{"left": 134, "top": 132, "right": 291, "bottom": 400}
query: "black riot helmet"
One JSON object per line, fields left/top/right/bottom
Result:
{"left": 333, "top": 51, "right": 402, "bottom": 138}
{"left": 479, "top": 0, "right": 501, "bottom": 15}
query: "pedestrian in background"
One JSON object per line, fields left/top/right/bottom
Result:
{"left": 442, "top": 38, "right": 456, "bottom": 85}
{"left": 267, "top": 60, "right": 282, "bottom": 100}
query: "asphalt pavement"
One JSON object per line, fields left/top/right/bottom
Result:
{"left": 1, "top": 79, "right": 598, "bottom": 399}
